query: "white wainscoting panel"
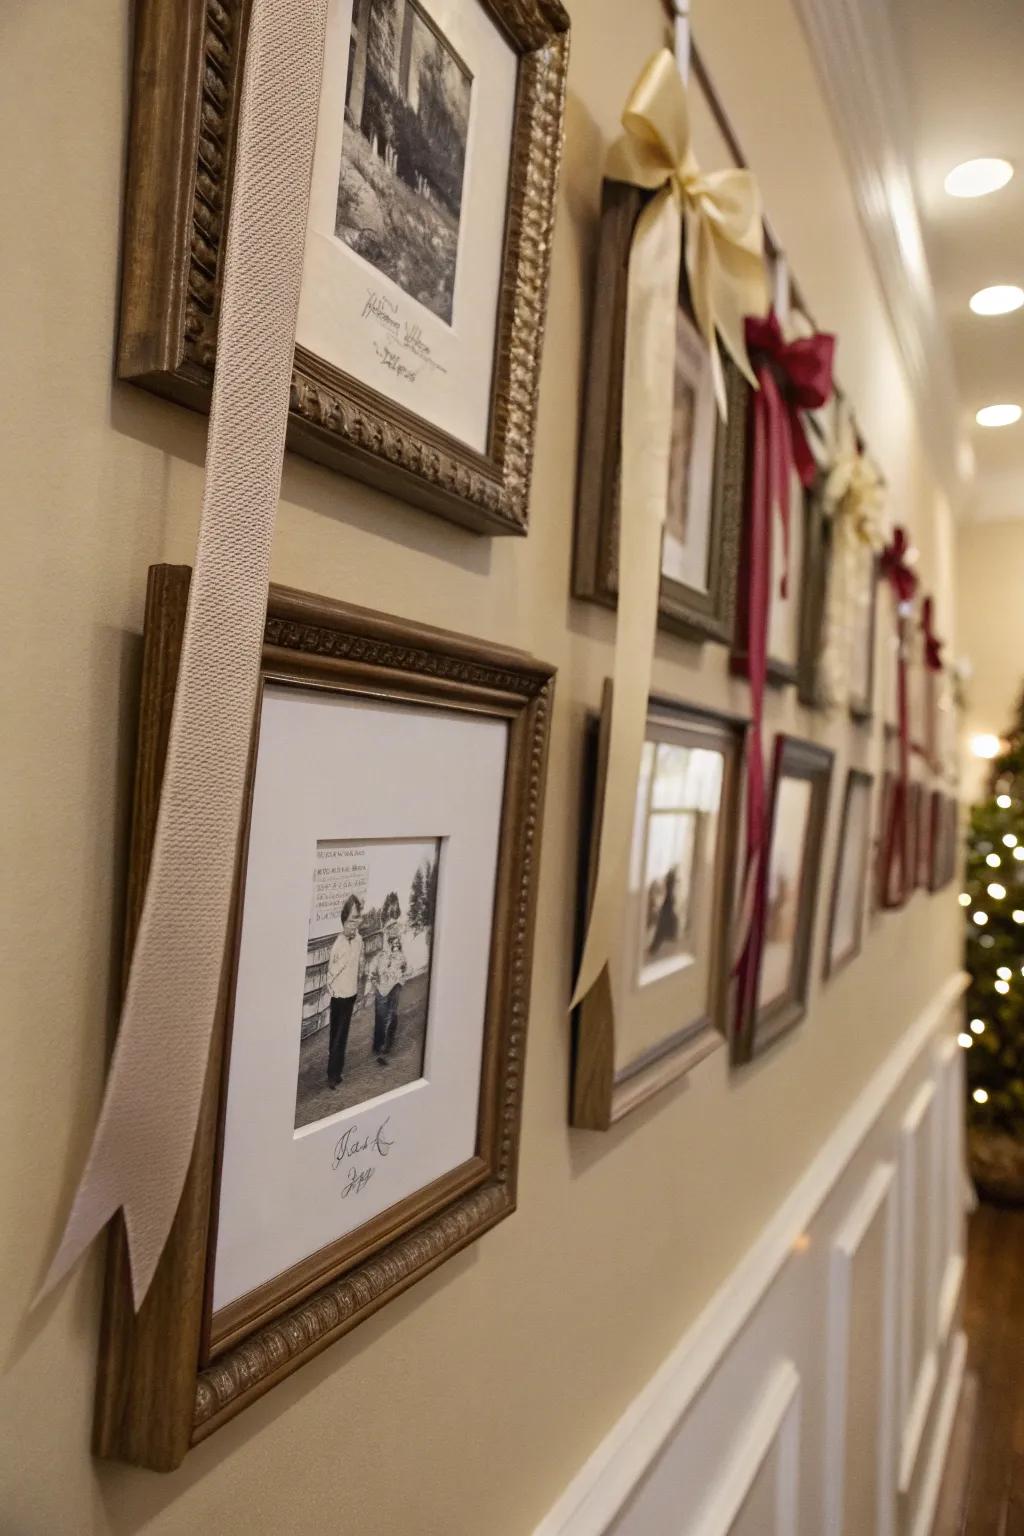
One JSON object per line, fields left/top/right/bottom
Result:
{"left": 897, "top": 1080, "right": 939, "bottom": 1496}
{"left": 824, "top": 1162, "right": 898, "bottom": 1536}
{"left": 534, "top": 973, "right": 969, "bottom": 1536}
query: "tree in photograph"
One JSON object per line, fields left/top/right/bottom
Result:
{"left": 408, "top": 864, "right": 426, "bottom": 931}
{"left": 423, "top": 856, "right": 439, "bottom": 927}
{"left": 381, "top": 890, "right": 401, "bottom": 927}
{"left": 962, "top": 687, "right": 1024, "bottom": 1194}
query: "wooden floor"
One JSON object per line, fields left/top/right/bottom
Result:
{"left": 932, "top": 1203, "right": 1024, "bottom": 1535}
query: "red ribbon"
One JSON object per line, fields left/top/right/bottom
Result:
{"left": 880, "top": 526, "right": 918, "bottom": 905}
{"left": 734, "top": 311, "right": 835, "bottom": 1041}
{"left": 921, "top": 594, "right": 944, "bottom": 673}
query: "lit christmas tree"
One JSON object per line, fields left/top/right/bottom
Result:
{"left": 963, "top": 689, "right": 1024, "bottom": 1198}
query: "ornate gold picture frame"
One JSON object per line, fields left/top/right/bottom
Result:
{"left": 94, "top": 566, "right": 554, "bottom": 1468}
{"left": 117, "top": 0, "right": 569, "bottom": 536}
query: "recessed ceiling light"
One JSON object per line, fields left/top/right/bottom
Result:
{"left": 970, "top": 284, "right": 1024, "bottom": 316}
{"left": 945, "top": 158, "right": 1014, "bottom": 198}
{"left": 976, "top": 403, "right": 1022, "bottom": 428}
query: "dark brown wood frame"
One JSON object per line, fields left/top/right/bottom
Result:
{"left": 117, "top": 0, "right": 569, "bottom": 536}
{"left": 824, "top": 768, "right": 873, "bottom": 980}
{"left": 732, "top": 734, "right": 834, "bottom": 1063}
{"left": 94, "top": 565, "right": 554, "bottom": 1469}
{"left": 573, "top": 180, "right": 748, "bottom": 644}
{"left": 929, "top": 792, "right": 959, "bottom": 893}
{"left": 570, "top": 684, "right": 744, "bottom": 1128}
{"left": 915, "top": 777, "right": 933, "bottom": 889}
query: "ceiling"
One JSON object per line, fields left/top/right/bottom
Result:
{"left": 889, "top": 0, "right": 1024, "bottom": 521}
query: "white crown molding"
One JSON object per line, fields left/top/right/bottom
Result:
{"left": 791, "top": 0, "right": 966, "bottom": 516}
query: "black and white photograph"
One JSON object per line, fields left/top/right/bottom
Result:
{"left": 296, "top": 836, "right": 440, "bottom": 1130}
{"left": 337, "top": 0, "right": 473, "bottom": 323}
{"left": 826, "top": 770, "right": 872, "bottom": 976}
{"left": 632, "top": 737, "right": 724, "bottom": 989}
{"left": 758, "top": 774, "right": 812, "bottom": 1007}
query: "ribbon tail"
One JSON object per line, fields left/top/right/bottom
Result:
{"left": 732, "top": 379, "right": 772, "bottom": 1039}
{"left": 36, "top": 0, "right": 331, "bottom": 1310}
{"left": 571, "top": 188, "right": 680, "bottom": 1009}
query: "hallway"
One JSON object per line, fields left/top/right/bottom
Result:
{"left": 935, "top": 1205, "right": 1024, "bottom": 1535}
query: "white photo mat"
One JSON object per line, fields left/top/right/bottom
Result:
{"left": 213, "top": 683, "right": 508, "bottom": 1313}
{"left": 299, "top": 0, "right": 517, "bottom": 454}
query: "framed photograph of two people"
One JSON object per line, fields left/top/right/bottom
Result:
{"left": 118, "top": 0, "right": 569, "bottom": 535}
{"left": 94, "top": 566, "right": 553, "bottom": 1468}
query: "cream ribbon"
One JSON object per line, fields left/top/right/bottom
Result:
{"left": 40, "top": 0, "right": 330, "bottom": 1307}
{"left": 820, "top": 403, "right": 886, "bottom": 707}
{"left": 606, "top": 48, "right": 768, "bottom": 418}
{"left": 572, "top": 51, "right": 767, "bottom": 1010}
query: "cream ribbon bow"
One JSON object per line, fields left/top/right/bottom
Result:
{"left": 820, "top": 403, "right": 887, "bottom": 707}
{"left": 572, "top": 52, "right": 767, "bottom": 1013}
{"left": 606, "top": 47, "right": 769, "bottom": 417}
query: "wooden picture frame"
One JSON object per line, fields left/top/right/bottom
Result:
{"left": 928, "top": 792, "right": 959, "bottom": 892}
{"left": 94, "top": 565, "right": 554, "bottom": 1469}
{"left": 573, "top": 180, "right": 748, "bottom": 644}
{"left": 915, "top": 777, "right": 933, "bottom": 889}
{"left": 570, "top": 685, "right": 744, "bottom": 1128}
{"left": 117, "top": 0, "right": 570, "bottom": 537}
{"left": 732, "top": 735, "right": 833, "bottom": 1062}
{"left": 824, "top": 768, "right": 873, "bottom": 978}
{"left": 877, "top": 769, "right": 914, "bottom": 910}
{"left": 796, "top": 480, "right": 831, "bottom": 710}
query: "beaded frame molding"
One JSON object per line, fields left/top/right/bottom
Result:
{"left": 117, "top": 0, "right": 570, "bottom": 536}
{"left": 94, "top": 566, "right": 554, "bottom": 1468}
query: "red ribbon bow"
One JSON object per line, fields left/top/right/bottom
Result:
{"left": 733, "top": 310, "right": 835, "bottom": 1045}
{"left": 744, "top": 310, "right": 836, "bottom": 598}
{"left": 880, "top": 525, "right": 918, "bottom": 606}
{"left": 921, "top": 595, "right": 943, "bottom": 673}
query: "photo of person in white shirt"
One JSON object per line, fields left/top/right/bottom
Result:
{"left": 325, "top": 894, "right": 364, "bottom": 1088}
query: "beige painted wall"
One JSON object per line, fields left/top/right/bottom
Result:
{"left": 956, "top": 518, "right": 1024, "bottom": 799}
{"left": 0, "top": 0, "right": 958, "bottom": 1532}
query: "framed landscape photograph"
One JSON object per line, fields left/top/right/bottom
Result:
{"left": 824, "top": 769, "right": 873, "bottom": 978}
{"left": 733, "top": 735, "right": 833, "bottom": 1062}
{"left": 915, "top": 777, "right": 933, "bottom": 889}
{"left": 929, "top": 792, "right": 959, "bottom": 892}
{"left": 573, "top": 181, "right": 748, "bottom": 645}
{"left": 94, "top": 566, "right": 554, "bottom": 1468}
{"left": 571, "top": 686, "right": 744, "bottom": 1129}
{"left": 877, "top": 769, "right": 913, "bottom": 910}
{"left": 117, "top": 0, "right": 570, "bottom": 535}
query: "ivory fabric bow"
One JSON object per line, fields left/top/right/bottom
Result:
{"left": 819, "top": 403, "right": 886, "bottom": 707}
{"left": 606, "top": 47, "right": 769, "bottom": 417}
{"left": 571, "top": 50, "right": 768, "bottom": 1013}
